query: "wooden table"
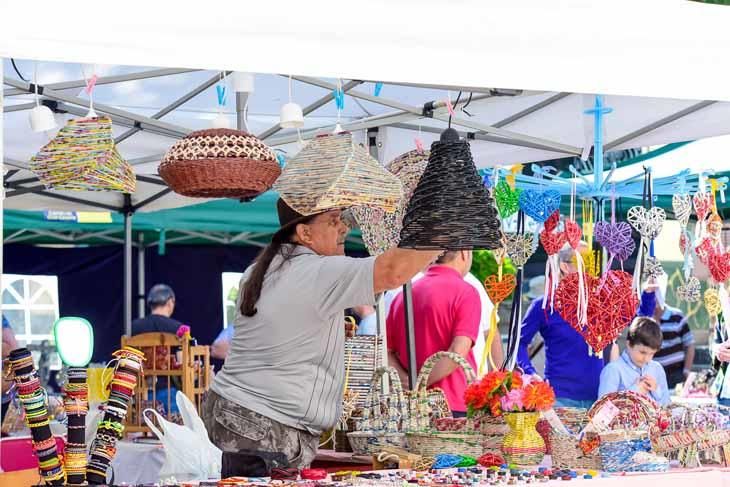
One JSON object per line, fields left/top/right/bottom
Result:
{"left": 0, "top": 468, "right": 42, "bottom": 486}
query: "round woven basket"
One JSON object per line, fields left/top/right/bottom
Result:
{"left": 159, "top": 128, "right": 280, "bottom": 198}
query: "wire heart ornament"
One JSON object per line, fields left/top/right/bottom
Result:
{"left": 679, "top": 232, "right": 690, "bottom": 255}
{"left": 693, "top": 192, "right": 714, "bottom": 222}
{"left": 494, "top": 180, "right": 522, "bottom": 219}
{"left": 504, "top": 233, "right": 535, "bottom": 268}
{"left": 544, "top": 210, "right": 561, "bottom": 233}
{"left": 564, "top": 219, "right": 583, "bottom": 249}
{"left": 704, "top": 288, "right": 721, "bottom": 316}
{"left": 554, "top": 270, "right": 638, "bottom": 354}
{"left": 627, "top": 206, "right": 666, "bottom": 241}
{"left": 695, "top": 237, "right": 720, "bottom": 266}
{"left": 595, "top": 221, "right": 635, "bottom": 261}
{"left": 540, "top": 229, "right": 567, "bottom": 256}
{"left": 708, "top": 251, "right": 730, "bottom": 284}
{"left": 672, "top": 194, "right": 692, "bottom": 228}
{"left": 708, "top": 214, "right": 723, "bottom": 241}
{"left": 677, "top": 277, "right": 701, "bottom": 302}
{"left": 518, "top": 189, "right": 562, "bottom": 224}
{"left": 484, "top": 273, "right": 517, "bottom": 304}
{"left": 642, "top": 256, "right": 664, "bottom": 281}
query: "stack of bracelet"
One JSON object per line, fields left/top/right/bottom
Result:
{"left": 87, "top": 346, "right": 144, "bottom": 485}
{"left": 8, "top": 348, "right": 65, "bottom": 485}
{"left": 64, "top": 367, "right": 89, "bottom": 485}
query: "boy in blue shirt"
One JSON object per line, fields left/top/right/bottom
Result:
{"left": 599, "top": 316, "right": 670, "bottom": 406}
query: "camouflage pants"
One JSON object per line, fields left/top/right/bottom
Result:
{"left": 201, "top": 390, "right": 319, "bottom": 469}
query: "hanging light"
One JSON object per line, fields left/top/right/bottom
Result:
{"left": 279, "top": 75, "right": 304, "bottom": 129}
{"left": 29, "top": 63, "right": 57, "bottom": 132}
{"left": 232, "top": 72, "right": 255, "bottom": 93}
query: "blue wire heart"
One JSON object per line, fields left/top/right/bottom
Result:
{"left": 518, "top": 189, "right": 562, "bottom": 223}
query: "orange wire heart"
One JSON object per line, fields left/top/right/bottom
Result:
{"left": 484, "top": 274, "right": 517, "bottom": 304}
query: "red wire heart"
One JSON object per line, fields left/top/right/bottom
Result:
{"left": 564, "top": 219, "right": 583, "bottom": 249}
{"left": 709, "top": 252, "right": 730, "bottom": 284}
{"left": 484, "top": 274, "right": 517, "bottom": 304}
{"left": 695, "top": 237, "right": 719, "bottom": 266}
{"left": 544, "top": 210, "right": 560, "bottom": 233}
{"left": 693, "top": 192, "right": 713, "bottom": 222}
{"left": 540, "top": 229, "right": 566, "bottom": 256}
{"left": 554, "top": 270, "right": 638, "bottom": 354}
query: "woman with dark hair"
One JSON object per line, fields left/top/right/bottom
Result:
{"left": 201, "top": 198, "right": 440, "bottom": 468}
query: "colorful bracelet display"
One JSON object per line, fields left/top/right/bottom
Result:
{"left": 64, "top": 367, "right": 89, "bottom": 485}
{"left": 87, "top": 346, "right": 144, "bottom": 485}
{"left": 8, "top": 348, "right": 65, "bottom": 485}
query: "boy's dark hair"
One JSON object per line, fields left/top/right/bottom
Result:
{"left": 627, "top": 317, "right": 662, "bottom": 350}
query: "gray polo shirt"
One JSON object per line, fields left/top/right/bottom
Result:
{"left": 211, "top": 245, "right": 376, "bottom": 434}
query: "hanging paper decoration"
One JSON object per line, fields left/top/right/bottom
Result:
{"left": 274, "top": 132, "right": 402, "bottom": 216}
{"left": 677, "top": 276, "right": 701, "bottom": 303}
{"left": 160, "top": 128, "right": 280, "bottom": 199}
{"left": 399, "top": 128, "right": 502, "bottom": 250}
{"left": 30, "top": 116, "right": 136, "bottom": 193}
{"left": 8, "top": 348, "right": 65, "bottom": 485}
{"left": 351, "top": 150, "right": 429, "bottom": 255}
{"left": 87, "top": 347, "right": 145, "bottom": 484}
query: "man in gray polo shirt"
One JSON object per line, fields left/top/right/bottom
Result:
{"left": 202, "top": 198, "right": 441, "bottom": 468}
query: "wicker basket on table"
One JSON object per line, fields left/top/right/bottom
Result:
{"left": 347, "top": 366, "right": 408, "bottom": 455}
{"left": 405, "top": 351, "right": 491, "bottom": 457}
{"left": 159, "top": 128, "right": 281, "bottom": 199}
{"left": 550, "top": 391, "right": 662, "bottom": 470}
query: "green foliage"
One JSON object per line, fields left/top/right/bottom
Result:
{"left": 471, "top": 250, "right": 517, "bottom": 285}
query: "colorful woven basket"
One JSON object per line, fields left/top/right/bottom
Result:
{"left": 501, "top": 412, "right": 546, "bottom": 467}
{"left": 30, "top": 116, "right": 136, "bottom": 193}
{"left": 348, "top": 366, "right": 408, "bottom": 455}
{"left": 406, "top": 352, "right": 490, "bottom": 457}
{"left": 351, "top": 150, "right": 429, "bottom": 255}
{"left": 159, "top": 128, "right": 280, "bottom": 198}
{"left": 399, "top": 129, "right": 502, "bottom": 250}
{"left": 273, "top": 132, "right": 403, "bottom": 216}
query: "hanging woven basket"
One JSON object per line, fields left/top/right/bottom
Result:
{"left": 399, "top": 129, "right": 502, "bottom": 250}
{"left": 273, "top": 132, "right": 403, "bottom": 216}
{"left": 159, "top": 128, "right": 280, "bottom": 198}
{"left": 30, "top": 116, "right": 136, "bottom": 193}
{"left": 351, "top": 150, "right": 429, "bottom": 255}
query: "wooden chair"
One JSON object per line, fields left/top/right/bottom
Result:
{"left": 120, "top": 332, "right": 211, "bottom": 435}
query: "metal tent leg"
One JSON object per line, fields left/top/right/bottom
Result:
{"left": 123, "top": 195, "right": 133, "bottom": 336}
{"left": 402, "top": 280, "right": 417, "bottom": 389}
{"left": 138, "top": 234, "right": 145, "bottom": 318}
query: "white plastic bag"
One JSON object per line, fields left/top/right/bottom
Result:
{"left": 143, "top": 393, "right": 221, "bottom": 481}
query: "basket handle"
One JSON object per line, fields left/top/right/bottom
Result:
{"left": 362, "top": 366, "right": 407, "bottom": 429}
{"left": 414, "top": 351, "right": 476, "bottom": 394}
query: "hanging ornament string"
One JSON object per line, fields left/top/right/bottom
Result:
{"left": 80, "top": 64, "right": 98, "bottom": 118}
{"left": 568, "top": 179, "right": 588, "bottom": 327}
{"left": 333, "top": 78, "right": 344, "bottom": 132}
{"left": 628, "top": 168, "right": 665, "bottom": 300}
{"left": 503, "top": 211, "right": 526, "bottom": 371}
{"left": 482, "top": 256, "right": 515, "bottom": 373}
{"left": 415, "top": 123, "right": 424, "bottom": 154}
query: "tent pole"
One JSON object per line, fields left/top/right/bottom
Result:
{"left": 236, "top": 92, "right": 249, "bottom": 132}
{"left": 123, "top": 195, "right": 133, "bottom": 336}
{"left": 138, "top": 233, "right": 145, "bottom": 318}
{"left": 402, "top": 281, "right": 417, "bottom": 390}
{"left": 0, "top": 58, "right": 6, "bottom": 461}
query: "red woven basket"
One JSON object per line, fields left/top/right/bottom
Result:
{"left": 159, "top": 128, "right": 281, "bottom": 198}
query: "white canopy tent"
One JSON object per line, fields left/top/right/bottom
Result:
{"left": 3, "top": 0, "right": 730, "bottom": 359}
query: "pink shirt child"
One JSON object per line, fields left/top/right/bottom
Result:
{"left": 387, "top": 265, "right": 481, "bottom": 413}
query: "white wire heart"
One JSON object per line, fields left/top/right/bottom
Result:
{"left": 642, "top": 256, "right": 664, "bottom": 280}
{"left": 677, "top": 277, "right": 701, "bottom": 303}
{"left": 504, "top": 233, "right": 535, "bottom": 268}
{"left": 672, "top": 194, "right": 692, "bottom": 228}
{"left": 627, "top": 206, "right": 666, "bottom": 241}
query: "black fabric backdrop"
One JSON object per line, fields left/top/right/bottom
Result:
{"left": 4, "top": 244, "right": 261, "bottom": 363}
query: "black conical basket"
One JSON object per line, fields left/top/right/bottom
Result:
{"left": 399, "top": 130, "right": 502, "bottom": 250}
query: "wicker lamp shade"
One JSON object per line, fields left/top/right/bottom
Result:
{"left": 399, "top": 129, "right": 502, "bottom": 250}
{"left": 351, "top": 150, "right": 429, "bottom": 255}
{"left": 159, "top": 128, "right": 280, "bottom": 198}
{"left": 30, "top": 116, "right": 136, "bottom": 193}
{"left": 273, "top": 132, "right": 402, "bottom": 216}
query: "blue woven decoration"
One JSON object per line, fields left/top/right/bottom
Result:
{"left": 433, "top": 454, "right": 464, "bottom": 469}
{"left": 518, "top": 189, "right": 562, "bottom": 223}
